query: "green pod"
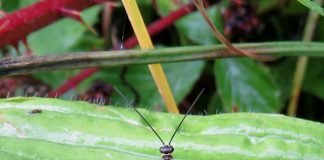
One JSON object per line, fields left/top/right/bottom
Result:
{"left": 0, "top": 97, "right": 323, "bottom": 160}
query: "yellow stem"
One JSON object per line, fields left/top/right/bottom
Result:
{"left": 121, "top": 0, "right": 179, "bottom": 113}
{"left": 288, "top": 0, "right": 322, "bottom": 116}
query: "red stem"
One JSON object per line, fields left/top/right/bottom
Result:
{"left": 0, "top": 0, "right": 118, "bottom": 48}
{"left": 48, "top": 68, "right": 98, "bottom": 97}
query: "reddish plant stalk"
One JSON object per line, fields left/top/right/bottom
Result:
{"left": 0, "top": 0, "right": 116, "bottom": 48}
{"left": 49, "top": 2, "right": 201, "bottom": 97}
{"left": 48, "top": 68, "right": 98, "bottom": 97}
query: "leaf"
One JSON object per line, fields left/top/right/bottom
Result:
{"left": 270, "top": 58, "right": 324, "bottom": 102}
{"left": 0, "top": 97, "right": 323, "bottom": 160}
{"left": 78, "top": 61, "right": 205, "bottom": 109}
{"left": 175, "top": 6, "right": 223, "bottom": 45}
{"left": 214, "top": 58, "right": 281, "bottom": 113}
{"left": 316, "top": 16, "right": 324, "bottom": 40}
{"left": 155, "top": 0, "right": 177, "bottom": 16}
{"left": 254, "top": 0, "right": 279, "bottom": 13}
{"left": 303, "top": 58, "right": 324, "bottom": 100}
{"left": 297, "top": 0, "right": 324, "bottom": 16}
{"left": 207, "top": 92, "right": 224, "bottom": 114}
{"left": 27, "top": 6, "right": 102, "bottom": 54}
{"left": 1, "top": 0, "right": 20, "bottom": 12}
{"left": 29, "top": 6, "right": 102, "bottom": 88}
{"left": 269, "top": 58, "right": 296, "bottom": 102}
{"left": 127, "top": 61, "right": 205, "bottom": 107}
{"left": 19, "top": 0, "right": 37, "bottom": 8}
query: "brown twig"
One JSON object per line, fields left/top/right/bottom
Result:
{"left": 192, "top": 0, "right": 276, "bottom": 61}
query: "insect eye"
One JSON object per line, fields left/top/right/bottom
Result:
{"left": 160, "top": 145, "right": 174, "bottom": 154}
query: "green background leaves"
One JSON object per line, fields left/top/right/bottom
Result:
{"left": 1, "top": 0, "right": 324, "bottom": 116}
{"left": 215, "top": 58, "right": 281, "bottom": 112}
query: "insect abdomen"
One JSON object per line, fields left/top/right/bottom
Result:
{"left": 161, "top": 154, "right": 173, "bottom": 160}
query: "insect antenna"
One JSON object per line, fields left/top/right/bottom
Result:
{"left": 132, "top": 106, "right": 166, "bottom": 145}
{"left": 168, "top": 89, "right": 204, "bottom": 145}
{"left": 114, "top": 87, "right": 165, "bottom": 145}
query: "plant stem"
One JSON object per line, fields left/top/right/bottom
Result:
{"left": 192, "top": 0, "right": 273, "bottom": 61}
{"left": 0, "top": 0, "right": 117, "bottom": 48}
{"left": 1, "top": 42, "right": 324, "bottom": 77}
{"left": 121, "top": 0, "right": 179, "bottom": 113}
{"left": 49, "top": 1, "right": 212, "bottom": 101}
{"left": 287, "top": 0, "right": 322, "bottom": 116}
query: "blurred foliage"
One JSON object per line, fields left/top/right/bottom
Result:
{"left": 297, "top": 0, "right": 324, "bottom": 16}
{"left": 215, "top": 58, "right": 281, "bottom": 112}
{"left": 0, "top": 0, "right": 323, "bottom": 122}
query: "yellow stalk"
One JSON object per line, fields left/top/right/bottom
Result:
{"left": 121, "top": 0, "right": 179, "bottom": 113}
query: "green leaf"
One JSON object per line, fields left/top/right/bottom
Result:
{"left": 1, "top": 0, "right": 20, "bottom": 12}
{"left": 269, "top": 58, "right": 295, "bottom": 102}
{"left": 0, "top": 97, "right": 323, "bottom": 159}
{"left": 27, "top": 6, "right": 102, "bottom": 54}
{"left": 303, "top": 58, "right": 324, "bottom": 100}
{"left": 207, "top": 92, "right": 224, "bottom": 114}
{"left": 214, "top": 58, "right": 281, "bottom": 113}
{"left": 297, "top": 0, "right": 324, "bottom": 16}
{"left": 78, "top": 61, "right": 205, "bottom": 109}
{"left": 175, "top": 6, "right": 223, "bottom": 45}
{"left": 316, "top": 17, "right": 324, "bottom": 40}
{"left": 19, "top": 0, "right": 37, "bottom": 8}
{"left": 154, "top": 0, "right": 191, "bottom": 16}
{"left": 155, "top": 0, "right": 176, "bottom": 16}
{"left": 253, "top": 0, "right": 278, "bottom": 13}
{"left": 28, "top": 6, "right": 102, "bottom": 88}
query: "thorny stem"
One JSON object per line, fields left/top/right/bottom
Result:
{"left": 0, "top": 0, "right": 117, "bottom": 48}
{"left": 192, "top": 0, "right": 275, "bottom": 61}
{"left": 1, "top": 42, "right": 324, "bottom": 77}
{"left": 287, "top": 0, "right": 322, "bottom": 116}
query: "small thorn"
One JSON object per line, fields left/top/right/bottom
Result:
{"left": 59, "top": 7, "right": 98, "bottom": 36}
{"left": 22, "top": 37, "right": 33, "bottom": 56}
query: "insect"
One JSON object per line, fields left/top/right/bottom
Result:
{"left": 132, "top": 89, "right": 204, "bottom": 160}
{"left": 28, "top": 109, "right": 42, "bottom": 114}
